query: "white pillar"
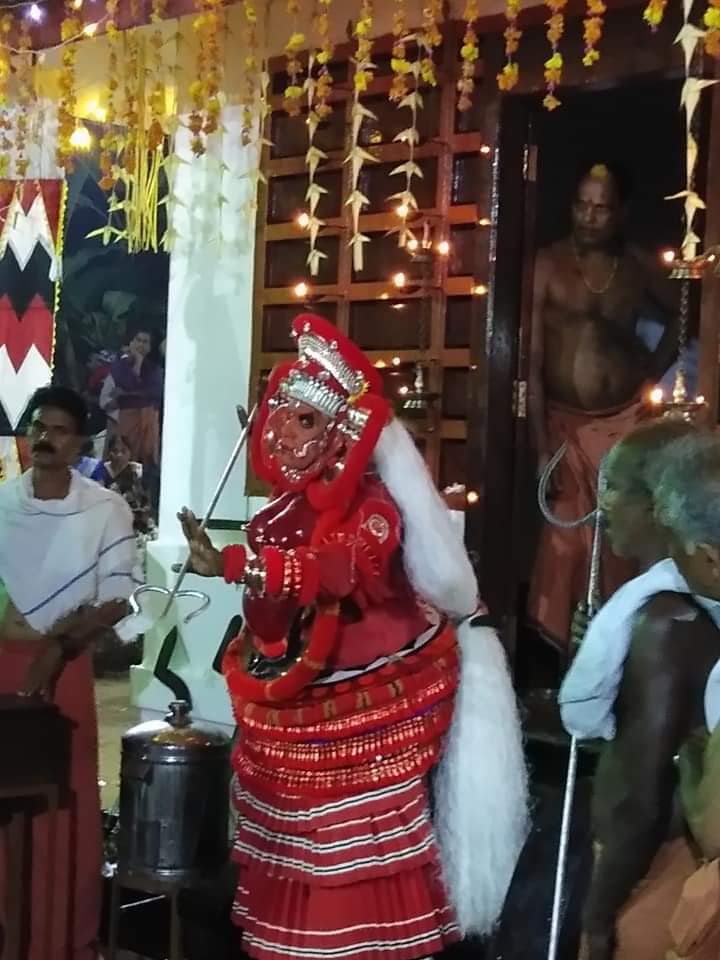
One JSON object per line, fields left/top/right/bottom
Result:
{"left": 131, "top": 108, "right": 264, "bottom": 728}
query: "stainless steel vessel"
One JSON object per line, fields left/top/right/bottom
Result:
{"left": 118, "top": 700, "right": 231, "bottom": 883}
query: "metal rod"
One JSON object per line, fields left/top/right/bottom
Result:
{"left": 160, "top": 404, "right": 254, "bottom": 617}
{"left": 546, "top": 465, "right": 606, "bottom": 960}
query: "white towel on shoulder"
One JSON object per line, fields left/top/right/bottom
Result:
{"left": 559, "top": 558, "right": 720, "bottom": 740}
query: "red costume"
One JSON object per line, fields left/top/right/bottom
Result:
{"left": 214, "top": 315, "right": 527, "bottom": 960}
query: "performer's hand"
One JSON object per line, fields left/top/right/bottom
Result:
{"left": 178, "top": 508, "right": 224, "bottom": 577}
{"left": 19, "top": 640, "right": 64, "bottom": 699}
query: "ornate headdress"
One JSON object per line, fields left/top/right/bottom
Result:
{"left": 251, "top": 314, "right": 390, "bottom": 512}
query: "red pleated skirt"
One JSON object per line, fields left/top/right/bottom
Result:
{"left": 231, "top": 777, "right": 459, "bottom": 960}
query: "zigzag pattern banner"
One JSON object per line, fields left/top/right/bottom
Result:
{"left": 0, "top": 180, "right": 64, "bottom": 433}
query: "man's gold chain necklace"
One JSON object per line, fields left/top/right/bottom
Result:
{"left": 572, "top": 242, "right": 618, "bottom": 295}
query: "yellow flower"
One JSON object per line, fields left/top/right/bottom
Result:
{"left": 705, "top": 7, "right": 720, "bottom": 27}
{"left": 354, "top": 70, "right": 370, "bottom": 92}
{"left": 284, "top": 85, "right": 303, "bottom": 99}
{"left": 543, "top": 92, "right": 561, "bottom": 110}
{"left": 317, "top": 50, "right": 330, "bottom": 64}
{"left": 286, "top": 31, "right": 306, "bottom": 51}
{"left": 355, "top": 16, "right": 372, "bottom": 36}
{"left": 461, "top": 42, "right": 479, "bottom": 61}
{"left": 497, "top": 61, "right": 519, "bottom": 90}
{"left": 582, "top": 48, "right": 600, "bottom": 65}
{"left": 391, "top": 57, "right": 412, "bottom": 73}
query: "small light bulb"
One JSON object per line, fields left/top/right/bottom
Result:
{"left": 374, "top": 359, "right": 387, "bottom": 368}
{"left": 661, "top": 249, "right": 676, "bottom": 264}
{"left": 83, "top": 21, "right": 99, "bottom": 36}
{"left": 380, "top": 292, "right": 389, "bottom": 300}
{"left": 398, "top": 385, "right": 409, "bottom": 396}
{"left": 472, "top": 283, "right": 488, "bottom": 296}
{"left": 72, "top": 0, "right": 83, "bottom": 8}
{"left": 649, "top": 387, "right": 664, "bottom": 405}
{"left": 480, "top": 144, "right": 491, "bottom": 156}
{"left": 293, "top": 281, "right": 309, "bottom": 299}
{"left": 392, "top": 271, "right": 407, "bottom": 289}
{"left": 69, "top": 124, "right": 92, "bottom": 151}
{"left": 437, "top": 239, "right": 450, "bottom": 256}
{"left": 696, "top": 394, "right": 706, "bottom": 405}
{"left": 466, "top": 490, "right": 479, "bottom": 505}
{"left": 396, "top": 203, "right": 409, "bottom": 219}
{"left": 478, "top": 217, "right": 491, "bottom": 227}
{"left": 407, "top": 237, "right": 419, "bottom": 252}
{"left": 28, "top": 3, "right": 43, "bottom": 22}
{"left": 296, "top": 211, "right": 310, "bottom": 229}
{"left": 392, "top": 357, "right": 401, "bottom": 366}
{"left": 391, "top": 303, "right": 406, "bottom": 310}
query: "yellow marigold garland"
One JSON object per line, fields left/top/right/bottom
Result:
{"left": 122, "top": 30, "right": 140, "bottom": 174}
{"left": 419, "top": 0, "right": 443, "bottom": 86}
{"left": 0, "top": 15, "right": 12, "bottom": 179}
{"left": 284, "top": 0, "right": 304, "bottom": 116}
{"left": 543, "top": 0, "right": 567, "bottom": 110}
{"left": 313, "top": 0, "right": 334, "bottom": 121}
{"left": 57, "top": 0, "right": 81, "bottom": 171}
{"left": 388, "top": 44, "right": 422, "bottom": 249}
{"left": 582, "top": 0, "right": 606, "bottom": 66}
{"left": 14, "top": 15, "right": 32, "bottom": 178}
{"left": 189, "top": 0, "right": 225, "bottom": 156}
{"left": 99, "top": 0, "right": 121, "bottom": 191}
{"left": 497, "top": 0, "right": 522, "bottom": 92}
{"left": 704, "top": 0, "right": 720, "bottom": 57}
{"left": 642, "top": 0, "right": 667, "bottom": 30}
{"left": 458, "top": 0, "right": 480, "bottom": 111}
{"left": 241, "top": 0, "right": 258, "bottom": 143}
{"left": 390, "top": 0, "right": 411, "bottom": 104}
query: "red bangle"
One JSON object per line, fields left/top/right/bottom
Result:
{"left": 262, "top": 546, "right": 285, "bottom": 596}
{"left": 222, "top": 545, "right": 247, "bottom": 584}
{"left": 298, "top": 549, "right": 320, "bottom": 606}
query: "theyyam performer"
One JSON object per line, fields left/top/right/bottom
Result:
{"left": 179, "top": 314, "right": 528, "bottom": 960}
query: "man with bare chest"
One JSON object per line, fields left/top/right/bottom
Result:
{"left": 528, "top": 164, "right": 678, "bottom": 651}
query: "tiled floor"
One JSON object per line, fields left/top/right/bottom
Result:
{"left": 96, "top": 674, "right": 139, "bottom": 810}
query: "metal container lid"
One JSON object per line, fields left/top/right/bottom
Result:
{"left": 122, "top": 700, "right": 231, "bottom": 754}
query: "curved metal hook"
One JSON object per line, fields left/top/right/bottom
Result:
{"left": 537, "top": 442, "right": 597, "bottom": 529}
{"left": 129, "top": 584, "right": 211, "bottom": 626}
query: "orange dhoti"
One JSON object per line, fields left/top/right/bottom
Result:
{"left": 528, "top": 399, "right": 644, "bottom": 651}
{"left": 117, "top": 406, "right": 160, "bottom": 467}
{"left": 0, "top": 645, "right": 102, "bottom": 960}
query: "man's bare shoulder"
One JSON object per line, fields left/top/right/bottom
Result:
{"left": 630, "top": 592, "right": 719, "bottom": 670}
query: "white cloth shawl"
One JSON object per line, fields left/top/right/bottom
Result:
{"left": 559, "top": 558, "right": 720, "bottom": 740}
{"left": 0, "top": 469, "right": 139, "bottom": 633}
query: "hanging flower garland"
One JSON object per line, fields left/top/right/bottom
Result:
{"left": 99, "top": 0, "right": 121, "bottom": 191}
{"left": 0, "top": 15, "right": 13, "bottom": 179}
{"left": 497, "top": 0, "right": 522, "bottom": 92}
{"left": 241, "top": 0, "right": 258, "bottom": 143}
{"left": 189, "top": 0, "right": 225, "bottom": 156}
{"left": 313, "top": 0, "right": 334, "bottom": 120}
{"left": 582, "top": 0, "right": 606, "bottom": 66}
{"left": 642, "top": 0, "right": 667, "bottom": 30}
{"left": 14, "top": 16, "right": 32, "bottom": 178}
{"left": 419, "top": 0, "right": 443, "bottom": 87}
{"left": 149, "top": 0, "right": 168, "bottom": 144}
{"left": 388, "top": 54, "right": 422, "bottom": 249}
{"left": 458, "top": 0, "right": 480, "bottom": 111}
{"left": 543, "top": 0, "right": 567, "bottom": 111}
{"left": 390, "top": 0, "right": 411, "bottom": 104}
{"left": 704, "top": 0, "right": 720, "bottom": 57}
{"left": 305, "top": 56, "right": 327, "bottom": 277}
{"left": 284, "top": 0, "right": 305, "bottom": 116}
{"left": 345, "top": 0, "right": 378, "bottom": 272}
{"left": 122, "top": 30, "right": 140, "bottom": 176}
{"left": 57, "top": 0, "right": 82, "bottom": 171}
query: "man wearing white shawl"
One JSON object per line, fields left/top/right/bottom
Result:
{"left": 0, "top": 386, "right": 139, "bottom": 960}
{"left": 560, "top": 433, "right": 720, "bottom": 960}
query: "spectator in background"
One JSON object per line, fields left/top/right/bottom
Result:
{"left": 110, "top": 327, "right": 163, "bottom": 469}
{"left": 103, "top": 434, "right": 154, "bottom": 537}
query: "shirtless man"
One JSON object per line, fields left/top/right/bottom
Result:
{"left": 561, "top": 433, "right": 720, "bottom": 960}
{"left": 527, "top": 164, "right": 678, "bottom": 651}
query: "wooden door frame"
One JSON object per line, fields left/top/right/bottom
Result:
{"left": 467, "top": 12, "right": 720, "bottom": 662}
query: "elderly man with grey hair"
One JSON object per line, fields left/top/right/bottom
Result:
{"left": 559, "top": 431, "right": 720, "bottom": 960}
